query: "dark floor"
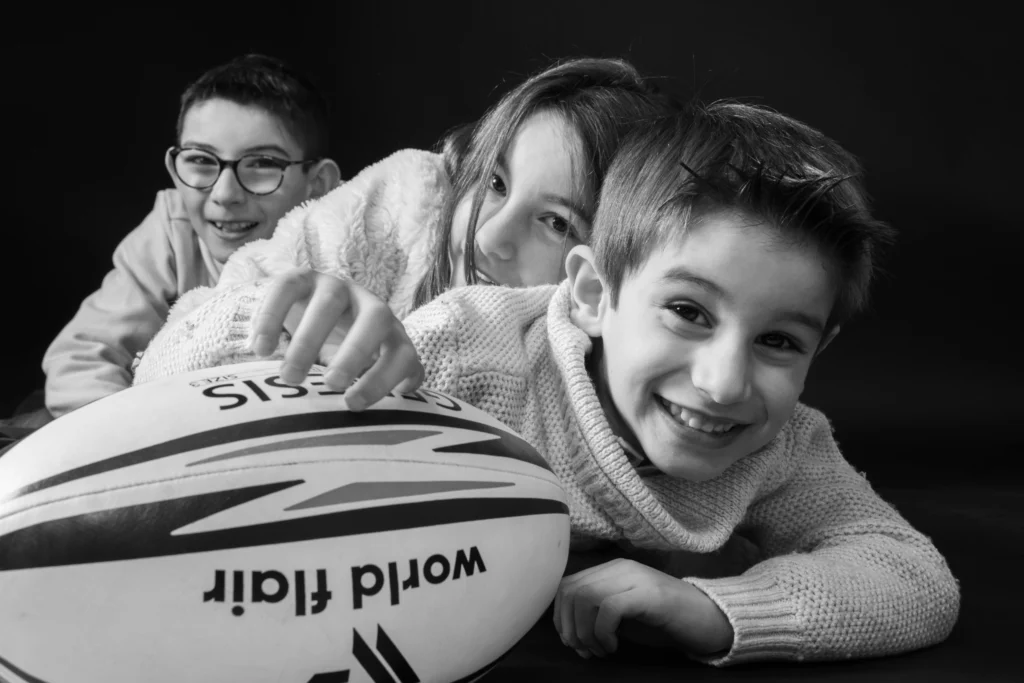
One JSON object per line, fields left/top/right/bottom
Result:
{"left": 487, "top": 482, "right": 1021, "bottom": 682}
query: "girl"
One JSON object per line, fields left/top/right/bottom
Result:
{"left": 134, "top": 56, "right": 679, "bottom": 407}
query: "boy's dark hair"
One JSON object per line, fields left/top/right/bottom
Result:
{"left": 593, "top": 100, "right": 896, "bottom": 332}
{"left": 413, "top": 57, "right": 680, "bottom": 308}
{"left": 176, "top": 54, "right": 330, "bottom": 160}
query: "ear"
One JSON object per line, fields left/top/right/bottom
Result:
{"left": 164, "top": 148, "right": 181, "bottom": 187}
{"left": 304, "top": 158, "right": 342, "bottom": 199}
{"left": 815, "top": 325, "right": 841, "bottom": 357}
{"left": 566, "top": 245, "right": 607, "bottom": 337}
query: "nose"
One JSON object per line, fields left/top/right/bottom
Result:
{"left": 691, "top": 335, "right": 752, "bottom": 406}
{"left": 208, "top": 166, "right": 247, "bottom": 205}
{"left": 474, "top": 203, "right": 523, "bottom": 262}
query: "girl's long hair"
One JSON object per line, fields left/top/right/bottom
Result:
{"left": 412, "top": 57, "right": 678, "bottom": 309}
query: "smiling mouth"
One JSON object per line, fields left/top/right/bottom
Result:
{"left": 474, "top": 269, "right": 499, "bottom": 286}
{"left": 210, "top": 220, "right": 259, "bottom": 235}
{"left": 657, "top": 396, "right": 745, "bottom": 436}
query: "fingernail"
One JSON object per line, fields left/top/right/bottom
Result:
{"left": 280, "top": 364, "right": 302, "bottom": 385}
{"left": 325, "top": 368, "right": 349, "bottom": 389}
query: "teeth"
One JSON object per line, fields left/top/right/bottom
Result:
{"left": 212, "top": 221, "right": 258, "bottom": 233}
{"left": 475, "top": 270, "right": 497, "bottom": 285}
{"left": 664, "top": 399, "right": 738, "bottom": 434}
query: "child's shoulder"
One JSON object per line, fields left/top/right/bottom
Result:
{"left": 773, "top": 402, "right": 837, "bottom": 455}
{"left": 757, "top": 401, "right": 859, "bottom": 486}
{"left": 337, "top": 148, "right": 448, "bottom": 201}
{"left": 119, "top": 189, "right": 195, "bottom": 248}
{"left": 153, "top": 188, "right": 190, "bottom": 224}
{"left": 413, "top": 285, "right": 560, "bottom": 336}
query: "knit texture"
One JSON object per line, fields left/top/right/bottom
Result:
{"left": 133, "top": 271, "right": 961, "bottom": 666}
{"left": 400, "top": 282, "right": 960, "bottom": 666}
{"left": 133, "top": 149, "right": 447, "bottom": 384}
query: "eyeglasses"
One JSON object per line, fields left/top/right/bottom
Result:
{"left": 168, "top": 146, "right": 318, "bottom": 196}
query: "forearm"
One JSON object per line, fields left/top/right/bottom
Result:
{"left": 133, "top": 280, "right": 283, "bottom": 385}
{"left": 685, "top": 531, "right": 960, "bottom": 665}
{"left": 43, "top": 336, "right": 135, "bottom": 416}
{"left": 43, "top": 294, "right": 162, "bottom": 416}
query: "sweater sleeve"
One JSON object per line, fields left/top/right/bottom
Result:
{"left": 42, "top": 193, "right": 189, "bottom": 416}
{"left": 212, "top": 148, "right": 445, "bottom": 318}
{"left": 131, "top": 150, "right": 444, "bottom": 387}
{"left": 132, "top": 278, "right": 285, "bottom": 385}
{"left": 683, "top": 405, "right": 960, "bottom": 666}
{"left": 132, "top": 149, "right": 447, "bottom": 385}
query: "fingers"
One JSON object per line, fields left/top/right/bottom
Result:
{"left": 332, "top": 316, "right": 425, "bottom": 411}
{"left": 592, "top": 591, "right": 636, "bottom": 654}
{"left": 251, "top": 269, "right": 316, "bottom": 358}
{"left": 573, "top": 589, "right": 605, "bottom": 657}
{"left": 280, "top": 274, "right": 357, "bottom": 385}
{"left": 553, "top": 558, "right": 669, "bottom": 660}
{"left": 555, "top": 559, "right": 633, "bottom": 659}
{"left": 316, "top": 283, "right": 424, "bottom": 409}
{"left": 251, "top": 269, "right": 425, "bottom": 410}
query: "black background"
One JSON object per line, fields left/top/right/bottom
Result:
{"left": 5, "top": 1, "right": 1019, "bottom": 483}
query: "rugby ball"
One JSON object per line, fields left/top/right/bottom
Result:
{"left": 0, "top": 361, "right": 570, "bottom": 683}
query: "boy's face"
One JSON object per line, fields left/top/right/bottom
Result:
{"left": 589, "top": 212, "right": 836, "bottom": 481}
{"left": 168, "top": 98, "right": 317, "bottom": 264}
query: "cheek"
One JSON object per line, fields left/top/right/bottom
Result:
{"left": 757, "top": 366, "right": 807, "bottom": 423}
{"left": 449, "top": 197, "right": 473, "bottom": 255}
{"left": 179, "top": 188, "right": 206, "bottom": 218}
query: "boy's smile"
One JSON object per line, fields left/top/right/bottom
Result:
{"left": 587, "top": 211, "right": 837, "bottom": 482}
{"left": 169, "top": 98, "right": 316, "bottom": 263}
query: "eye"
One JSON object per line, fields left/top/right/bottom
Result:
{"left": 247, "top": 156, "right": 289, "bottom": 170}
{"left": 488, "top": 173, "right": 507, "bottom": 195}
{"left": 183, "top": 152, "right": 217, "bottom": 166}
{"left": 669, "top": 302, "right": 710, "bottom": 327}
{"left": 758, "top": 332, "right": 803, "bottom": 353}
{"left": 544, "top": 214, "right": 572, "bottom": 236}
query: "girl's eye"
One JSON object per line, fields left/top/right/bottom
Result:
{"left": 547, "top": 215, "right": 571, "bottom": 235}
{"left": 670, "top": 303, "right": 710, "bottom": 327}
{"left": 759, "top": 333, "right": 802, "bottom": 353}
{"left": 488, "top": 174, "right": 507, "bottom": 195}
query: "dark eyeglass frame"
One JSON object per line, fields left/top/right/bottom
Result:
{"left": 168, "top": 146, "right": 320, "bottom": 196}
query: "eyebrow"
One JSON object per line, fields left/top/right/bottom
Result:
{"left": 493, "top": 153, "right": 588, "bottom": 219}
{"left": 659, "top": 267, "right": 728, "bottom": 298}
{"left": 180, "top": 142, "right": 294, "bottom": 158}
{"left": 540, "top": 193, "right": 587, "bottom": 220}
{"left": 659, "top": 266, "right": 826, "bottom": 334}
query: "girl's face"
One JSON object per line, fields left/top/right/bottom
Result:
{"left": 449, "top": 110, "right": 590, "bottom": 288}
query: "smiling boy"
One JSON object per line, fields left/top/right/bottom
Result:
{"left": 41, "top": 54, "right": 340, "bottom": 418}
{"left": 392, "top": 101, "right": 960, "bottom": 664}
{"left": 124, "top": 96, "right": 960, "bottom": 665}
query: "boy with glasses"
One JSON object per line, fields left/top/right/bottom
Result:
{"left": 40, "top": 54, "right": 340, "bottom": 420}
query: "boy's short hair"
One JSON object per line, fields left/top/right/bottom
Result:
{"left": 176, "top": 54, "right": 330, "bottom": 160}
{"left": 593, "top": 101, "right": 895, "bottom": 332}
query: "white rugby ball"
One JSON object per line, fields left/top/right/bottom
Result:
{"left": 0, "top": 361, "right": 569, "bottom": 683}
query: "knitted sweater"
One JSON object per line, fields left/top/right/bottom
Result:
{"left": 135, "top": 280, "right": 960, "bottom": 666}
{"left": 132, "top": 149, "right": 447, "bottom": 383}
{"left": 43, "top": 189, "right": 223, "bottom": 417}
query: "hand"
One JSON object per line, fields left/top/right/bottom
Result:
{"left": 250, "top": 268, "right": 425, "bottom": 410}
{"left": 553, "top": 558, "right": 734, "bottom": 659}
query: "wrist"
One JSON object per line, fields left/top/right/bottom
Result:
{"left": 677, "top": 581, "right": 734, "bottom": 656}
